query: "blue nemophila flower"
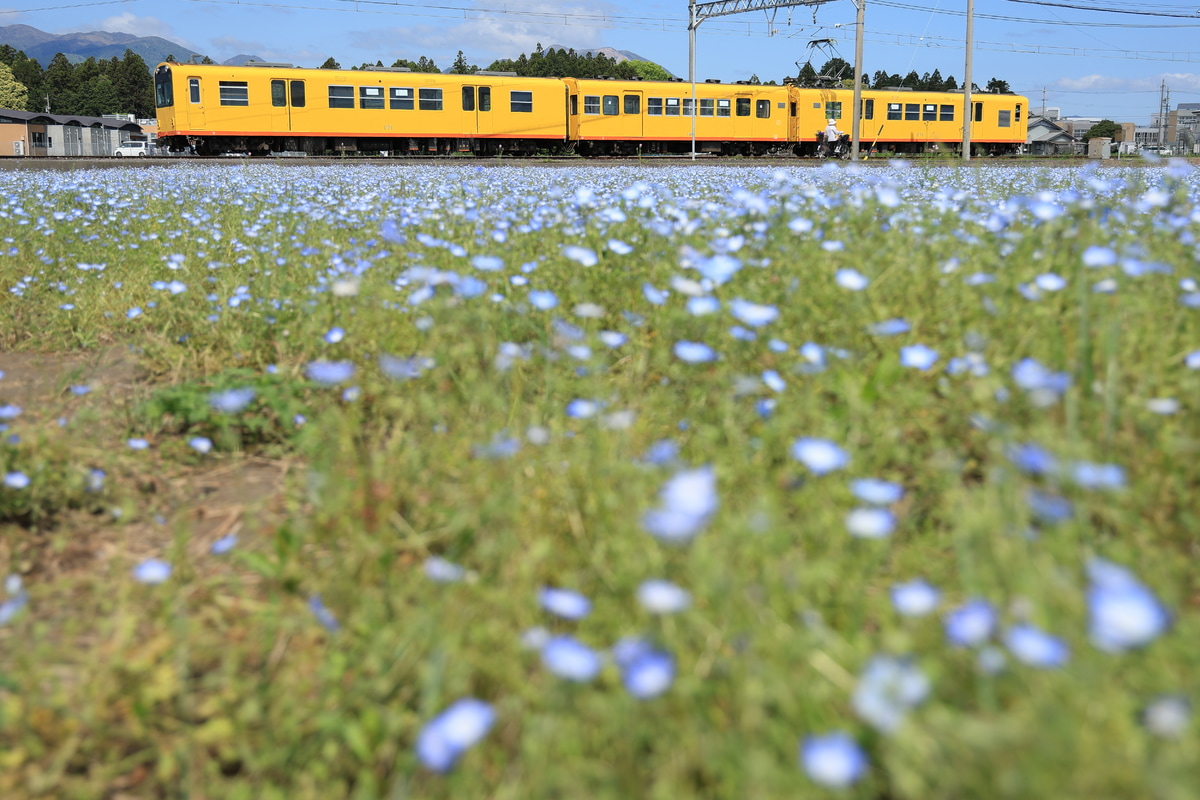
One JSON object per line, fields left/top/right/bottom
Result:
{"left": 209, "top": 387, "right": 256, "bottom": 413}
{"left": 687, "top": 296, "right": 720, "bottom": 316}
{"left": 566, "top": 399, "right": 600, "bottom": 419}
{"left": 133, "top": 558, "right": 171, "bottom": 584}
{"left": 1027, "top": 489, "right": 1073, "bottom": 524}
{"left": 1007, "top": 442, "right": 1057, "bottom": 475}
{"left": 891, "top": 579, "right": 941, "bottom": 616}
{"left": 1082, "top": 245, "right": 1118, "bottom": 268}
{"left": 621, "top": 647, "right": 675, "bottom": 699}
{"left": 944, "top": 599, "right": 997, "bottom": 647}
{"left": 3, "top": 471, "right": 30, "bottom": 489}
{"left": 598, "top": 331, "right": 627, "bottom": 348}
{"left": 1146, "top": 398, "right": 1180, "bottom": 415}
{"left": 539, "top": 587, "right": 592, "bottom": 620}
{"left": 761, "top": 369, "right": 786, "bottom": 393}
{"left": 528, "top": 290, "right": 558, "bottom": 310}
{"left": 69, "top": 385, "right": 90, "bottom": 396}
{"left": 801, "top": 732, "right": 867, "bottom": 788}
{"left": 127, "top": 438, "right": 149, "bottom": 450}
{"left": 471, "top": 254, "right": 503, "bottom": 272}
{"left": 307, "top": 594, "right": 340, "bottom": 632}
{"left": 0, "top": 585, "right": 28, "bottom": 626}
{"left": 729, "top": 326, "right": 757, "bottom": 342}
{"left": 379, "top": 354, "right": 431, "bottom": 380}
{"left": 306, "top": 360, "right": 355, "bottom": 385}
{"left": 1142, "top": 695, "right": 1191, "bottom": 738}
{"left": 899, "top": 344, "right": 939, "bottom": 370}
{"left": 423, "top": 556, "right": 467, "bottom": 583}
{"left": 850, "top": 478, "right": 903, "bottom": 505}
{"left": 871, "top": 318, "right": 911, "bottom": 336}
{"left": 126, "top": 307, "right": 142, "bottom": 319}
{"left": 1185, "top": 350, "right": 1200, "bottom": 370}
{"left": 1071, "top": 461, "right": 1126, "bottom": 491}
{"left": 85, "top": 469, "right": 105, "bottom": 492}
{"left": 642, "top": 466, "right": 718, "bottom": 543}
{"left": 643, "top": 283, "right": 668, "bottom": 305}
{"left": 607, "top": 239, "right": 633, "bottom": 255}
{"left": 189, "top": 436, "right": 213, "bottom": 454}
{"left": 636, "top": 579, "right": 691, "bottom": 614}
{"left": 1087, "top": 558, "right": 1169, "bottom": 652}
{"left": 1035, "top": 273, "right": 1067, "bottom": 292}
{"left": 640, "top": 439, "right": 679, "bottom": 467}
{"left": 845, "top": 507, "right": 895, "bottom": 539}
{"left": 563, "top": 245, "right": 598, "bottom": 267}
{"left": 211, "top": 534, "right": 237, "bottom": 554}
{"left": 416, "top": 698, "right": 495, "bottom": 773}
{"left": 471, "top": 434, "right": 521, "bottom": 460}
{"left": 541, "top": 635, "right": 602, "bottom": 682}
{"left": 835, "top": 268, "right": 869, "bottom": 291}
{"left": 791, "top": 438, "right": 849, "bottom": 475}
{"left": 673, "top": 341, "right": 717, "bottom": 364}
{"left": 324, "top": 326, "right": 346, "bottom": 344}
{"left": 0, "top": 404, "right": 19, "bottom": 419}
{"left": 853, "top": 655, "right": 930, "bottom": 732}
{"left": 1012, "top": 358, "right": 1070, "bottom": 395}
{"left": 729, "top": 298, "right": 779, "bottom": 327}
{"left": 1004, "top": 624, "right": 1069, "bottom": 668}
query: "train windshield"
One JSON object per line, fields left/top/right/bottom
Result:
{"left": 154, "top": 65, "right": 174, "bottom": 108}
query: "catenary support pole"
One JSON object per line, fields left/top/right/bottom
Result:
{"left": 962, "top": 0, "right": 973, "bottom": 161}
{"left": 850, "top": 0, "right": 864, "bottom": 160}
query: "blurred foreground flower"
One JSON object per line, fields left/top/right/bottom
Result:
{"left": 852, "top": 655, "right": 930, "bottom": 732}
{"left": 1087, "top": 558, "right": 1169, "bottom": 652}
{"left": 416, "top": 698, "right": 495, "bottom": 773}
{"left": 801, "top": 732, "right": 867, "bottom": 788}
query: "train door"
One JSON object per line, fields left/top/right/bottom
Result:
{"left": 460, "top": 86, "right": 484, "bottom": 138}
{"left": 186, "top": 76, "right": 206, "bottom": 130}
{"left": 476, "top": 86, "right": 493, "bottom": 136}
{"left": 289, "top": 80, "right": 307, "bottom": 132}
{"left": 623, "top": 92, "right": 643, "bottom": 138}
{"left": 732, "top": 93, "right": 752, "bottom": 140}
{"left": 269, "top": 80, "right": 289, "bottom": 133}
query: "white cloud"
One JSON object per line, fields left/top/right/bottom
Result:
{"left": 96, "top": 13, "right": 176, "bottom": 39}
{"left": 1054, "top": 72, "right": 1200, "bottom": 93}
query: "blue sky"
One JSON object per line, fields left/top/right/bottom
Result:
{"left": 7, "top": 0, "right": 1200, "bottom": 124}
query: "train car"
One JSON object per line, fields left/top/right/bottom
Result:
{"left": 790, "top": 86, "right": 1028, "bottom": 155}
{"left": 564, "top": 78, "right": 794, "bottom": 156}
{"left": 154, "top": 61, "right": 568, "bottom": 156}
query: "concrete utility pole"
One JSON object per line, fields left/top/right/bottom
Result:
{"left": 687, "top": 0, "right": 839, "bottom": 159}
{"left": 850, "top": 0, "right": 864, "bottom": 160}
{"left": 962, "top": 0, "right": 974, "bottom": 161}
{"left": 1159, "top": 80, "right": 1169, "bottom": 151}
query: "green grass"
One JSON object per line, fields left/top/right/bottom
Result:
{"left": 0, "top": 162, "right": 1197, "bottom": 798}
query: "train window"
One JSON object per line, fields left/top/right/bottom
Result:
{"left": 603, "top": 95, "right": 619, "bottom": 115}
{"left": 1015, "top": 103, "right": 1022, "bottom": 122}
{"left": 790, "top": 102, "right": 796, "bottom": 117}
{"left": 291, "top": 81, "right": 305, "bottom": 108}
{"left": 584, "top": 95, "right": 600, "bottom": 115}
{"left": 271, "top": 80, "right": 286, "bottom": 107}
{"left": 887, "top": 103, "right": 901, "bottom": 120}
{"left": 189, "top": 78, "right": 200, "bottom": 104}
{"left": 480, "top": 87, "right": 491, "bottom": 111}
{"left": 624, "top": 95, "right": 640, "bottom": 114}
{"left": 998, "top": 109, "right": 1011, "bottom": 127}
{"left": 390, "top": 87, "right": 413, "bottom": 110}
{"left": 973, "top": 102, "right": 983, "bottom": 123}
{"left": 905, "top": 103, "right": 919, "bottom": 121}
{"left": 700, "top": 98, "right": 714, "bottom": 116}
{"left": 510, "top": 90, "right": 533, "bottom": 113}
{"left": 825, "top": 101, "right": 842, "bottom": 120}
{"left": 756, "top": 99, "right": 770, "bottom": 119}
{"left": 648, "top": 98, "right": 663, "bottom": 115}
{"left": 717, "top": 99, "right": 731, "bottom": 117}
{"left": 736, "top": 98, "right": 750, "bottom": 116}
{"left": 666, "top": 98, "right": 680, "bottom": 116}
{"left": 360, "top": 86, "right": 384, "bottom": 110}
{"left": 462, "top": 87, "right": 475, "bottom": 112}
{"left": 218, "top": 81, "right": 249, "bottom": 106}
{"left": 923, "top": 104, "right": 936, "bottom": 121}
{"left": 862, "top": 99, "right": 874, "bottom": 120}
{"left": 570, "top": 95, "right": 578, "bottom": 115}
{"left": 812, "top": 102, "right": 821, "bottom": 109}
{"left": 420, "top": 88, "right": 444, "bottom": 111}
{"left": 682, "top": 98, "right": 693, "bottom": 116}
{"left": 328, "top": 85, "right": 354, "bottom": 109}
{"left": 155, "top": 67, "right": 174, "bottom": 108}
{"left": 939, "top": 104, "right": 953, "bottom": 121}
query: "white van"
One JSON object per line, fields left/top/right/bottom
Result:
{"left": 115, "top": 141, "right": 152, "bottom": 157}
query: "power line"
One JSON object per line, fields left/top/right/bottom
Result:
{"left": 1001, "top": 0, "right": 1200, "bottom": 17}
{"left": 874, "top": 0, "right": 1200, "bottom": 27}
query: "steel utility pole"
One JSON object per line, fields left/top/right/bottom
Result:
{"left": 687, "top": 0, "right": 840, "bottom": 159}
{"left": 962, "top": 0, "right": 974, "bottom": 161}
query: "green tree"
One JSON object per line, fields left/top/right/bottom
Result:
{"left": 943, "top": 74, "right": 958, "bottom": 91}
{"left": 415, "top": 56, "right": 439, "bottom": 73}
{"left": 43, "top": 53, "right": 76, "bottom": 113}
{"left": 201, "top": 55, "right": 216, "bottom": 65}
{"left": 1083, "top": 120, "right": 1121, "bottom": 141}
{"left": 72, "top": 74, "right": 119, "bottom": 116}
{"left": 0, "top": 62, "right": 28, "bottom": 110}
{"left": 927, "top": 68, "right": 945, "bottom": 91}
{"left": 320, "top": 57, "right": 340, "bottom": 69}
{"left": 627, "top": 60, "right": 673, "bottom": 81}
{"left": 818, "top": 58, "right": 850, "bottom": 82}
{"left": 165, "top": 53, "right": 177, "bottom": 62}
{"left": 450, "top": 50, "right": 475, "bottom": 74}
{"left": 113, "top": 49, "right": 154, "bottom": 118}
{"left": 0, "top": 45, "right": 43, "bottom": 112}
{"left": 747, "top": 73, "right": 761, "bottom": 85}
{"left": 985, "top": 77, "right": 1012, "bottom": 93}
{"left": 902, "top": 70, "right": 920, "bottom": 88}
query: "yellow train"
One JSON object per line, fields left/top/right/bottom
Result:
{"left": 153, "top": 61, "right": 1028, "bottom": 157}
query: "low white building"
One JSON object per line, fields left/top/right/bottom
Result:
{"left": 0, "top": 109, "right": 146, "bottom": 157}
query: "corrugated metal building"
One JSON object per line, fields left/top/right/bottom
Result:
{"left": 0, "top": 109, "right": 146, "bottom": 157}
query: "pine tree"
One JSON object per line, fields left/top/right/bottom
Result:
{"left": 319, "top": 57, "right": 340, "bottom": 69}
{"left": 43, "top": 53, "right": 76, "bottom": 113}
{"left": 450, "top": 50, "right": 474, "bottom": 74}
{"left": 927, "top": 68, "right": 944, "bottom": 91}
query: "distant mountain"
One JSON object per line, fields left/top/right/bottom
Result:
{"left": 0, "top": 24, "right": 203, "bottom": 69}
{"left": 545, "top": 44, "right": 659, "bottom": 65}
{"left": 223, "top": 54, "right": 267, "bottom": 66}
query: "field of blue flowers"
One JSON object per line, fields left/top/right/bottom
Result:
{"left": 0, "top": 159, "right": 1197, "bottom": 798}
